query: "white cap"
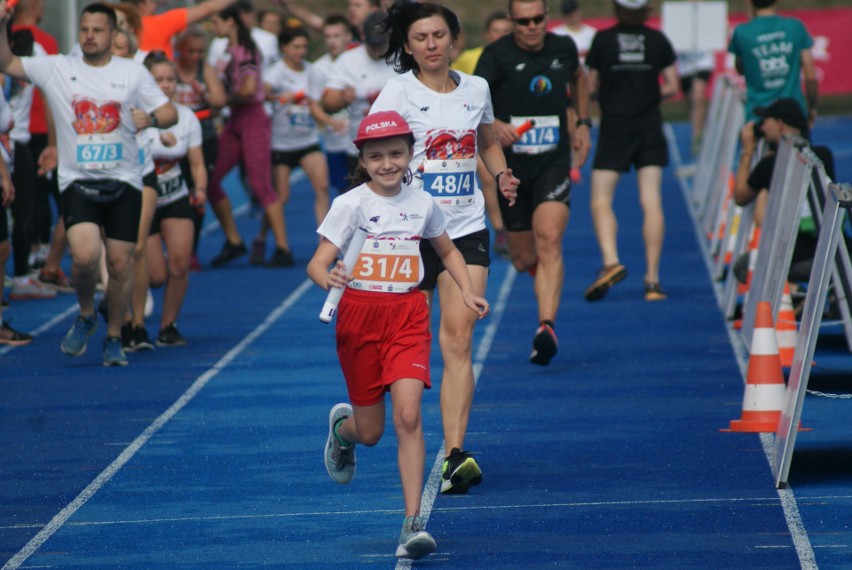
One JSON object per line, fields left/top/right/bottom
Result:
{"left": 614, "top": 0, "right": 648, "bottom": 8}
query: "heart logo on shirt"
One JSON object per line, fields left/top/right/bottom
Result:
{"left": 424, "top": 129, "right": 476, "bottom": 160}
{"left": 72, "top": 97, "right": 121, "bottom": 135}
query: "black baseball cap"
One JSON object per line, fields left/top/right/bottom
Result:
{"left": 754, "top": 98, "right": 808, "bottom": 132}
{"left": 561, "top": 0, "right": 579, "bottom": 14}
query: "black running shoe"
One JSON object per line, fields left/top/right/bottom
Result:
{"left": 129, "top": 326, "right": 155, "bottom": 352}
{"left": 530, "top": 322, "right": 558, "bottom": 366}
{"left": 584, "top": 263, "right": 627, "bottom": 302}
{"left": 264, "top": 247, "right": 295, "bottom": 267}
{"left": 120, "top": 322, "right": 133, "bottom": 351}
{"left": 211, "top": 240, "right": 247, "bottom": 267}
{"left": 156, "top": 323, "right": 187, "bottom": 347}
{"left": 0, "top": 321, "right": 33, "bottom": 346}
{"left": 441, "top": 448, "right": 482, "bottom": 494}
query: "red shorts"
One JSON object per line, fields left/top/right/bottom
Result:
{"left": 336, "top": 288, "right": 431, "bottom": 407}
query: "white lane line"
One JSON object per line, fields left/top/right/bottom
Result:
{"left": 396, "top": 266, "right": 517, "bottom": 570}
{"left": 664, "top": 122, "right": 817, "bottom": 570}
{"left": 8, "top": 493, "right": 847, "bottom": 531}
{"left": 1, "top": 279, "right": 314, "bottom": 570}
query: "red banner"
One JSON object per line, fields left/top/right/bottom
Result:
{"left": 554, "top": 7, "right": 852, "bottom": 94}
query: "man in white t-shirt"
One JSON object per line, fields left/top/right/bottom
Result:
{"left": 321, "top": 12, "right": 396, "bottom": 184}
{"left": 550, "top": 0, "right": 596, "bottom": 63}
{"left": 0, "top": 2, "right": 177, "bottom": 366}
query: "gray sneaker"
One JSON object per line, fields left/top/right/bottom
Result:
{"left": 396, "top": 516, "right": 436, "bottom": 559}
{"left": 60, "top": 314, "right": 98, "bottom": 356}
{"left": 324, "top": 403, "right": 356, "bottom": 484}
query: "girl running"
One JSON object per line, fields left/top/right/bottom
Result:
{"left": 307, "top": 111, "right": 489, "bottom": 560}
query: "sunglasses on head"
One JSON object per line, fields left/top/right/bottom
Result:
{"left": 513, "top": 14, "right": 546, "bottom": 27}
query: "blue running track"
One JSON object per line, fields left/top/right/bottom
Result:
{"left": 2, "top": 118, "right": 851, "bottom": 569}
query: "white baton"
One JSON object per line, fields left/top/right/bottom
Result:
{"left": 319, "top": 226, "right": 369, "bottom": 323}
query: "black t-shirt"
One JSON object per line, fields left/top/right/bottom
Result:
{"left": 474, "top": 33, "right": 579, "bottom": 158}
{"left": 748, "top": 145, "right": 835, "bottom": 192}
{"left": 586, "top": 23, "right": 676, "bottom": 124}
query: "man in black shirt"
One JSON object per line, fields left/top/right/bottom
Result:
{"left": 584, "top": 0, "right": 678, "bottom": 302}
{"left": 474, "top": 0, "right": 591, "bottom": 366}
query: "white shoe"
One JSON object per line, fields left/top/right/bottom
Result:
{"left": 144, "top": 289, "right": 154, "bottom": 317}
{"left": 10, "top": 276, "right": 57, "bottom": 300}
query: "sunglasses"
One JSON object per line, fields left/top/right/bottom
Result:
{"left": 513, "top": 14, "right": 546, "bottom": 27}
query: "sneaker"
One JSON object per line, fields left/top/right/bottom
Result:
{"left": 10, "top": 276, "right": 58, "bottom": 300}
{"left": 0, "top": 321, "right": 33, "bottom": 346}
{"left": 644, "top": 281, "right": 667, "bottom": 302}
{"left": 189, "top": 253, "right": 202, "bottom": 272}
{"left": 37, "top": 268, "right": 74, "bottom": 293}
{"left": 396, "top": 516, "right": 436, "bottom": 560}
{"left": 156, "top": 322, "right": 187, "bottom": 347}
{"left": 441, "top": 448, "right": 482, "bottom": 495}
{"left": 103, "top": 335, "right": 128, "bottom": 366}
{"left": 493, "top": 229, "right": 509, "bottom": 259}
{"left": 530, "top": 322, "right": 558, "bottom": 366}
{"left": 128, "top": 325, "right": 155, "bottom": 352}
{"left": 584, "top": 263, "right": 627, "bottom": 302}
{"left": 61, "top": 314, "right": 98, "bottom": 356}
{"left": 249, "top": 238, "right": 266, "bottom": 265}
{"left": 120, "top": 322, "right": 133, "bottom": 350}
{"left": 264, "top": 247, "right": 295, "bottom": 268}
{"left": 324, "top": 403, "right": 356, "bottom": 484}
{"left": 211, "top": 240, "right": 247, "bottom": 267}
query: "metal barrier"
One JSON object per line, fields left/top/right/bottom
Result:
{"left": 773, "top": 183, "right": 852, "bottom": 488}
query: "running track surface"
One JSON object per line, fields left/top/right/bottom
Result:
{"left": 2, "top": 119, "right": 851, "bottom": 569}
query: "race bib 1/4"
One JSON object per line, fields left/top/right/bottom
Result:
{"left": 349, "top": 238, "right": 422, "bottom": 293}
{"left": 511, "top": 115, "right": 559, "bottom": 155}
{"left": 77, "top": 133, "right": 122, "bottom": 170}
{"left": 422, "top": 157, "right": 476, "bottom": 207}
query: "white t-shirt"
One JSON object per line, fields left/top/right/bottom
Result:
{"left": 208, "top": 27, "right": 280, "bottom": 75}
{"left": 370, "top": 70, "right": 492, "bottom": 239}
{"left": 551, "top": 23, "right": 597, "bottom": 63}
{"left": 21, "top": 54, "right": 168, "bottom": 192}
{"left": 325, "top": 45, "right": 397, "bottom": 158}
{"left": 147, "top": 103, "right": 202, "bottom": 206}
{"left": 310, "top": 52, "right": 350, "bottom": 153}
{"left": 317, "top": 183, "right": 446, "bottom": 293}
{"left": 265, "top": 59, "right": 319, "bottom": 151}
{"left": 9, "top": 43, "right": 45, "bottom": 144}
{"left": 0, "top": 92, "right": 14, "bottom": 171}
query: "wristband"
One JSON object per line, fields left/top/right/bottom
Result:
{"left": 576, "top": 118, "right": 592, "bottom": 129}
{"left": 495, "top": 170, "right": 505, "bottom": 187}
{"left": 149, "top": 112, "right": 159, "bottom": 129}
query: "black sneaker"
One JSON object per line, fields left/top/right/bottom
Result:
{"left": 120, "top": 322, "right": 133, "bottom": 350}
{"left": 584, "top": 263, "right": 627, "bottom": 302}
{"left": 211, "top": 240, "right": 247, "bottom": 267}
{"left": 530, "top": 322, "right": 558, "bottom": 366}
{"left": 129, "top": 325, "right": 155, "bottom": 352}
{"left": 441, "top": 448, "right": 482, "bottom": 494}
{"left": 0, "top": 321, "right": 33, "bottom": 346}
{"left": 156, "top": 323, "right": 187, "bottom": 347}
{"left": 264, "top": 247, "right": 295, "bottom": 267}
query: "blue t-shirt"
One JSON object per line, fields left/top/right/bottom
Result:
{"left": 728, "top": 14, "right": 813, "bottom": 121}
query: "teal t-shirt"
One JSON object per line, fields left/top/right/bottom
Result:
{"left": 727, "top": 15, "right": 813, "bottom": 121}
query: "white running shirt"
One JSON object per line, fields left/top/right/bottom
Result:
{"left": 21, "top": 54, "right": 168, "bottom": 192}
{"left": 147, "top": 103, "right": 202, "bottom": 206}
{"left": 317, "top": 183, "right": 446, "bottom": 293}
{"left": 310, "top": 52, "right": 350, "bottom": 153}
{"left": 265, "top": 60, "right": 320, "bottom": 151}
{"left": 370, "top": 70, "right": 492, "bottom": 239}
{"left": 324, "top": 45, "right": 397, "bottom": 158}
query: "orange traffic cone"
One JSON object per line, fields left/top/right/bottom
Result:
{"left": 722, "top": 301, "right": 787, "bottom": 432}
{"left": 776, "top": 283, "right": 798, "bottom": 367}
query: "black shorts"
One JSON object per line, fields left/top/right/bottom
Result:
{"left": 0, "top": 201, "right": 7, "bottom": 242}
{"left": 500, "top": 155, "right": 572, "bottom": 233}
{"left": 593, "top": 120, "right": 669, "bottom": 173}
{"left": 149, "top": 195, "right": 194, "bottom": 235}
{"left": 143, "top": 170, "right": 157, "bottom": 190}
{"left": 418, "top": 228, "right": 490, "bottom": 291}
{"left": 680, "top": 71, "right": 712, "bottom": 96}
{"left": 272, "top": 144, "right": 323, "bottom": 169}
{"left": 61, "top": 181, "right": 142, "bottom": 242}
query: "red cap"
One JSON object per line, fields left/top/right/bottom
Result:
{"left": 353, "top": 111, "right": 413, "bottom": 149}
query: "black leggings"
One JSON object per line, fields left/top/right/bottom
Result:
{"left": 11, "top": 141, "right": 36, "bottom": 277}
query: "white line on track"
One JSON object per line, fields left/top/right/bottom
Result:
{"left": 1, "top": 279, "right": 314, "bottom": 570}
{"left": 664, "top": 122, "right": 817, "bottom": 570}
{"left": 396, "top": 266, "right": 518, "bottom": 570}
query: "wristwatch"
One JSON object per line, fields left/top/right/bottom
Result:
{"left": 149, "top": 112, "right": 159, "bottom": 129}
{"left": 576, "top": 118, "right": 592, "bottom": 128}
